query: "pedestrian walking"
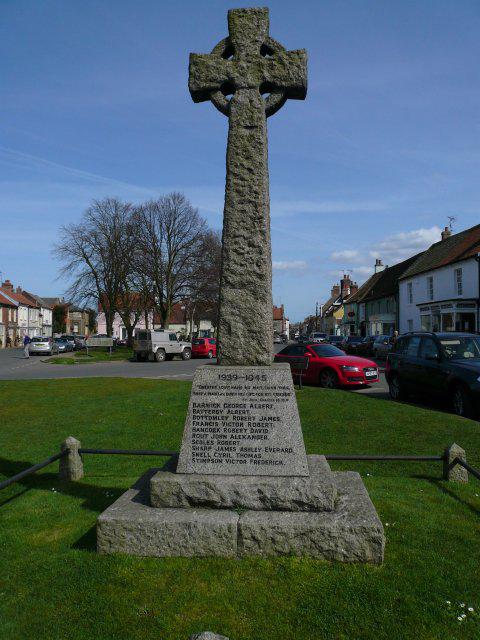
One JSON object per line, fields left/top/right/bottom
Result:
{"left": 23, "top": 334, "right": 31, "bottom": 358}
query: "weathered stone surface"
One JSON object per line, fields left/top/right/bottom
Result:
{"left": 188, "top": 8, "right": 307, "bottom": 365}
{"left": 97, "top": 470, "right": 384, "bottom": 562}
{"left": 189, "top": 634, "right": 229, "bottom": 640}
{"left": 97, "top": 471, "right": 238, "bottom": 558}
{"left": 443, "top": 443, "right": 468, "bottom": 483}
{"left": 176, "top": 363, "right": 309, "bottom": 476}
{"left": 237, "top": 472, "right": 385, "bottom": 563}
{"left": 59, "top": 436, "right": 83, "bottom": 481}
{"left": 151, "top": 455, "right": 336, "bottom": 511}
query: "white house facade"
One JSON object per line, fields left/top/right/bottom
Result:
{"left": 399, "top": 225, "right": 480, "bottom": 334}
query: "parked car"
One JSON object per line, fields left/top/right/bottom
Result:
{"left": 274, "top": 342, "right": 379, "bottom": 388}
{"left": 273, "top": 334, "right": 283, "bottom": 344}
{"left": 356, "top": 335, "right": 377, "bottom": 357}
{"left": 297, "top": 335, "right": 309, "bottom": 344}
{"left": 29, "top": 336, "right": 60, "bottom": 356}
{"left": 372, "top": 334, "right": 395, "bottom": 359}
{"left": 54, "top": 337, "right": 73, "bottom": 353}
{"left": 343, "top": 335, "right": 364, "bottom": 354}
{"left": 116, "top": 338, "right": 128, "bottom": 347}
{"left": 386, "top": 332, "right": 480, "bottom": 418}
{"left": 192, "top": 337, "right": 217, "bottom": 359}
{"left": 327, "top": 335, "right": 345, "bottom": 347}
{"left": 133, "top": 329, "right": 192, "bottom": 362}
{"left": 310, "top": 332, "right": 327, "bottom": 343}
{"left": 61, "top": 335, "right": 78, "bottom": 350}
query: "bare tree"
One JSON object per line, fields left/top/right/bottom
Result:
{"left": 135, "top": 193, "right": 207, "bottom": 329}
{"left": 54, "top": 198, "right": 136, "bottom": 337}
{"left": 188, "top": 229, "right": 222, "bottom": 335}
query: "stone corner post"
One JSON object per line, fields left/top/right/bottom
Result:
{"left": 443, "top": 443, "right": 468, "bottom": 483}
{"left": 59, "top": 436, "right": 84, "bottom": 481}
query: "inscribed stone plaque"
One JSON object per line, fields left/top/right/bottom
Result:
{"left": 177, "top": 363, "right": 309, "bottom": 477}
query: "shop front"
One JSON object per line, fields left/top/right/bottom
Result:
{"left": 419, "top": 301, "right": 478, "bottom": 333}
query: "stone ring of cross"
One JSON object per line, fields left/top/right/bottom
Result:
{"left": 188, "top": 8, "right": 307, "bottom": 120}
{"left": 209, "top": 36, "right": 290, "bottom": 117}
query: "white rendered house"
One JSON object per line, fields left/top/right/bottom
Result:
{"left": 399, "top": 225, "right": 480, "bottom": 334}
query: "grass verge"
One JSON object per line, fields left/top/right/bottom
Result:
{"left": 0, "top": 378, "right": 479, "bottom": 640}
{"left": 45, "top": 347, "right": 133, "bottom": 365}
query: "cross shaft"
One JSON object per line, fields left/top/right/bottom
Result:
{"left": 188, "top": 7, "right": 307, "bottom": 365}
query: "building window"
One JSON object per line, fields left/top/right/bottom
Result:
{"left": 427, "top": 276, "right": 434, "bottom": 301}
{"left": 442, "top": 313, "right": 455, "bottom": 332}
{"left": 407, "top": 282, "right": 413, "bottom": 304}
{"left": 421, "top": 315, "right": 431, "bottom": 331}
{"left": 455, "top": 268, "right": 463, "bottom": 296}
{"left": 407, "top": 319, "right": 413, "bottom": 331}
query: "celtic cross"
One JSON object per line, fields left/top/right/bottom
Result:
{"left": 189, "top": 7, "right": 307, "bottom": 365}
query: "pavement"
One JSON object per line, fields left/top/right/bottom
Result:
{"left": 0, "top": 346, "right": 390, "bottom": 399}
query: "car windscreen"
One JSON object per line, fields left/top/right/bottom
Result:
{"left": 310, "top": 345, "right": 345, "bottom": 357}
{"left": 440, "top": 337, "right": 480, "bottom": 360}
{"left": 192, "top": 339, "right": 204, "bottom": 345}
{"left": 30, "top": 337, "right": 48, "bottom": 342}
{"left": 136, "top": 331, "right": 149, "bottom": 341}
{"left": 347, "top": 337, "right": 363, "bottom": 343}
{"left": 328, "top": 336, "right": 343, "bottom": 342}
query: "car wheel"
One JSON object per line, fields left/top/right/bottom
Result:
{"left": 182, "top": 349, "right": 192, "bottom": 361}
{"left": 319, "top": 368, "right": 338, "bottom": 389}
{"left": 389, "top": 374, "right": 408, "bottom": 401}
{"left": 452, "top": 384, "right": 474, "bottom": 418}
{"left": 207, "top": 350, "right": 213, "bottom": 359}
{"left": 155, "top": 349, "right": 166, "bottom": 362}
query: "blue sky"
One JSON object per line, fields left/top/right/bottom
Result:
{"left": 1, "top": 0, "right": 479, "bottom": 321}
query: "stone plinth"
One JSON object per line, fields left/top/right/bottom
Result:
{"left": 151, "top": 455, "right": 336, "bottom": 512}
{"left": 97, "top": 472, "right": 238, "bottom": 558}
{"left": 97, "top": 462, "right": 384, "bottom": 563}
{"left": 176, "top": 364, "right": 309, "bottom": 477}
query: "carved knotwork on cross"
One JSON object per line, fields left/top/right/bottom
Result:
{"left": 188, "top": 8, "right": 307, "bottom": 366}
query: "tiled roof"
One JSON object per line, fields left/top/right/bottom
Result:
{"left": 362, "top": 253, "right": 423, "bottom": 301}
{"left": 0, "top": 288, "right": 38, "bottom": 307}
{"left": 0, "top": 291, "right": 17, "bottom": 307}
{"left": 344, "top": 272, "right": 383, "bottom": 304}
{"left": 400, "top": 224, "right": 480, "bottom": 279}
{"left": 24, "top": 292, "right": 53, "bottom": 309}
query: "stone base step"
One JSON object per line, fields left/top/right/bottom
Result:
{"left": 97, "top": 469, "right": 384, "bottom": 563}
{"left": 150, "top": 455, "right": 336, "bottom": 512}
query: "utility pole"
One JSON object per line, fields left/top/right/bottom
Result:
{"left": 315, "top": 301, "right": 319, "bottom": 331}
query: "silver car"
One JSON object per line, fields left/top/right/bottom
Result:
{"left": 29, "top": 336, "right": 60, "bottom": 356}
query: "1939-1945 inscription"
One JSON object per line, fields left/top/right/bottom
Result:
{"left": 177, "top": 364, "right": 309, "bottom": 477}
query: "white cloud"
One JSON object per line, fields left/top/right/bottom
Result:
{"left": 273, "top": 260, "right": 307, "bottom": 271}
{"left": 331, "top": 249, "right": 360, "bottom": 261}
{"left": 369, "top": 226, "right": 441, "bottom": 264}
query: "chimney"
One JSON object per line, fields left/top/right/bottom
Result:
{"left": 340, "top": 274, "right": 353, "bottom": 297}
{"left": 16, "top": 286, "right": 23, "bottom": 293}
{"left": 331, "top": 284, "right": 340, "bottom": 298}
{"left": 374, "top": 258, "right": 385, "bottom": 274}
{"left": 441, "top": 226, "right": 452, "bottom": 241}
{"left": 350, "top": 282, "right": 359, "bottom": 296}
{"left": 1, "top": 279, "right": 14, "bottom": 292}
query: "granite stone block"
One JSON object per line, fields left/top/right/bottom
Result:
{"left": 151, "top": 455, "right": 336, "bottom": 512}
{"left": 237, "top": 472, "right": 384, "bottom": 563}
{"left": 97, "top": 471, "right": 238, "bottom": 558}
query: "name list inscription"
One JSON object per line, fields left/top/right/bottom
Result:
{"left": 177, "top": 366, "right": 309, "bottom": 476}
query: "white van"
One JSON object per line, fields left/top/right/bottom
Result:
{"left": 133, "top": 329, "right": 192, "bottom": 362}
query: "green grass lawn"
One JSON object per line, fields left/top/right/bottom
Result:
{"left": 0, "top": 379, "right": 479, "bottom": 640}
{"left": 46, "top": 347, "right": 133, "bottom": 365}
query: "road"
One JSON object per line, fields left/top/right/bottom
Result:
{"left": 0, "top": 345, "right": 389, "bottom": 398}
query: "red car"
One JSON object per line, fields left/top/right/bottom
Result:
{"left": 191, "top": 337, "right": 217, "bottom": 359}
{"left": 274, "top": 342, "right": 379, "bottom": 388}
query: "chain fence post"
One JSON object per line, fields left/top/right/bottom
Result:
{"left": 443, "top": 443, "right": 468, "bottom": 483}
{"left": 59, "top": 436, "right": 84, "bottom": 481}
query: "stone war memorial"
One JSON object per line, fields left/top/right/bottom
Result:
{"left": 97, "top": 7, "right": 385, "bottom": 563}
